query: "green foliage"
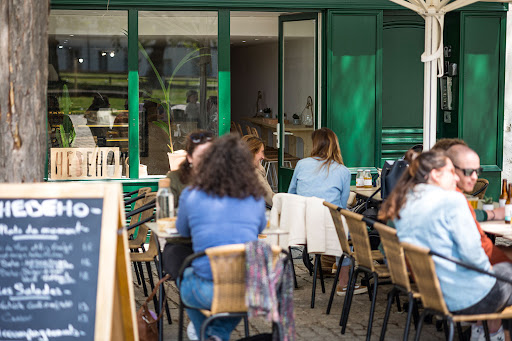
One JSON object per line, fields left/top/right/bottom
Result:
{"left": 138, "top": 40, "right": 210, "bottom": 153}
{"left": 483, "top": 196, "right": 494, "bottom": 205}
{"left": 56, "top": 85, "right": 76, "bottom": 148}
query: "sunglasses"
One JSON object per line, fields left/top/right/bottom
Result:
{"left": 454, "top": 165, "right": 483, "bottom": 177}
{"left": 190, "top": 132, "right": 213, "bottom": 144}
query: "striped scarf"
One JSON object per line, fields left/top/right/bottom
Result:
{"left": 245, "top": 240, "right": 295, "bottom": 341}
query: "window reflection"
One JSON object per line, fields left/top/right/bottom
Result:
{"left": 139, "top": 11, "right": 218, "bottom": 175}
{"left": 47, "top": 10, "right": 128, "bottom": 178}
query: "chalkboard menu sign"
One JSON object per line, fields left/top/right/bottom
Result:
{"left": 0, "top": 183, "right": 137, "bottom": 341}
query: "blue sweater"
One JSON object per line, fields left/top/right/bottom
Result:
{"left": 395, "top": 184, "right": 495, "bottom": 311}
{"left": 288, "top": 158, "right": 351, "bottom": 208}
{"left": 176, "top": 188, "right": 267, "bottom": 280}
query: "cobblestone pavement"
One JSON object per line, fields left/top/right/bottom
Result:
{"left": 133, "top": 258, "right": 457, "bottom": 340}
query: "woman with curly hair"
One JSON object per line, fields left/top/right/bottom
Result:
{"left": 241, "top": 134, "right": 274, "bottom": 206}
{"left": 165, "top": 130, "right": 214, "bottom": 208}
{"left": 176, "top": 134, "right": 267, "bottom": 341}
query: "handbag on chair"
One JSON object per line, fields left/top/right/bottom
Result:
{"left": 137, "top": 274, "right": 171, "bottom": 341}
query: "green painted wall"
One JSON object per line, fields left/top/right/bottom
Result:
{"left": 460, "top": 12, "right": 506, "bottom": 200}
{"left": 382, "top": 16, "right": 423, "bottom": 128}
{"left": 327, "top": 11, "right": 381, "bottom": 168}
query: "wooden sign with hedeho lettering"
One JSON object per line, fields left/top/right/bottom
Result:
{"left": 50, "top": 147, "right": 121, "bottom": 180}
{"left": 0, "top": 183, "right": 137, "bottom": 341}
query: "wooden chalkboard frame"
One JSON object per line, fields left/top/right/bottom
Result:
{"left": 0, "top": 183, "right": 137, "bottom": 341}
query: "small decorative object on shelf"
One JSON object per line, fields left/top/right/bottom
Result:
{"left": 293, "top": 114, "right": 300, "bottom": 125}
{"left": 301, "top": 96, "right": 314, "bottom": 127}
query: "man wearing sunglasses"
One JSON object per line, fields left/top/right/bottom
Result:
{"left": 446, "top": 144, "right": 511, "bottom": 260}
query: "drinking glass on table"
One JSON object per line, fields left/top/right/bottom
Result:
{"left": 468, "top": 197, "right": 478, "bottom": 210}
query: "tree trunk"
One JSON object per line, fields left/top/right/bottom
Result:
{"left": 0, "top": 1, "right": 48, "bottom": 182}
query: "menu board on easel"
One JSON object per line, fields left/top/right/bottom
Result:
{"left": 0, "top": 183, "right": 137, "bottom": 341}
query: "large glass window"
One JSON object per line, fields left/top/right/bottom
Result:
{"left": 138, "top": 11, "right": 218, "bottom": 175}
{"left": 48, "top": 10, "right": 128, "bottom": 178}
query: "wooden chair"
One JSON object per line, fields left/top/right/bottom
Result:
{"left": 340, "top": 209, "right": 390, "bottom": 341}
{"left": 402, "top": 242, "right": 512, "bottom": 341}
{"left": 251, "top": 127, "right": 259, "bottom": 137}
{"left": 236, "top": 122, "right": 244, "bottom": 136}
{"left": 177, "top": 243, "right": 287, "bottom": 341}
{"left": 373, "top": 222, "right": 420, "bottom": 341}
{"left": 125, "top": 187, "right": 152, "bottom": 293}
{"left": 245, "top": 125, "right": 253, "bottom": 136}
{"left": 128, "top": 192, "right": 156, "bottom": 251}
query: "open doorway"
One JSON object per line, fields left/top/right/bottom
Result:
{"left": 230, "top": 11, "right": 318, "bottom": 191}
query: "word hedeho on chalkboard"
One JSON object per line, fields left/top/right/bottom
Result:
{"left": 0, "top": 200, "right": 94, "bottom": 219}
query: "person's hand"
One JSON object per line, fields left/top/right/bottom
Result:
{"left": 487, "top": 207, "right": 505, "bottom": 220}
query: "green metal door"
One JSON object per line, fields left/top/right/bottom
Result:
{"left": 277, "top": 13, "right": 318, "bottom": 193}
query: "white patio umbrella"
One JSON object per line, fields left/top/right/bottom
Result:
{"left": 388, "top": 0, "right": 508, "bottom": 150}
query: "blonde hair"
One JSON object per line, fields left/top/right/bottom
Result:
{"left": 310, "top": 128, "right": 344, "bottom": 168}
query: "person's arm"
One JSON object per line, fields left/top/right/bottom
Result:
{"left": 487, "top": 207, "right": 504, "bottom": 221}
{"left": 474, "top": 209, "right": 488, "bottom": 222}
{"left": 258, "top": 199, "right": 267, "bottom": 233}
{"left": 287, "top": 163, "right": 300, "bottom": 194}
{"left": 450, "top": 195, "right": 491, "bottom": 271}
{"left": 339, "top": 168, "right": 351, "bottom": 209}
{"left": 176, "top": 189, "right": 191, "bottom": 237}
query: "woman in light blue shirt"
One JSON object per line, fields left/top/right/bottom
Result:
{"left": 288, "top": 128, "right": 355, "bottom": 295}
{"left": 379, "top": 150, "right": 512, "bottom": 316}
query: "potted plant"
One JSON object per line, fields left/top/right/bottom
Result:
{"left": 138, "top": 42, "right": 209, "bottom": 170}
{"left": 482, "top": 196, "right": 494, "bottom": 211}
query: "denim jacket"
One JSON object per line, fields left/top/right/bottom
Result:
{"left": 395, "top": 183, "right": 495, "bottom": 311}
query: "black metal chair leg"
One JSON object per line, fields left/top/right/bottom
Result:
{"left": 178, "top": 299, "right": 185, "bottom": 341}
{"left": 243, "top": 315, "right": 249, "bottom": 338}
{"left": 456, "top": 322, "right": 464, "bottom": 341}
{"left": 341, "top": 268, "right": 360, "bottom": 334}
{"left": 447, "top": 319, "right": 455, "bottom": 341}
{"left": 339, "top": 258, "right": 355, "bottom": 327}
{"left": 403, "top": 293, "right": 414, "bottom": 341}
{"left": 288, "top": 247, "right": 298, "bottom": 288}
{"left": 132, "top": 253, "right": 142, "bottom": 285}
{"left": 311, "top": 254, "right": 321, "bottom": 308}
{"left": 137, "top": 261, "right": 148, "bottom": 296}
{"left": 326, "top": 255, "right": 344, "bottom": 314}
{"left": 412, "top": 299, "right": 420, "bottom": 329}
{"left": 380, "top": 286, "right": 396, "bottom": 341}
{"left": 414, "top": 310, "right": 428, "bottom": 341}
{"left": 365, "top": 272, "right": 373, "bottom": 301}
{"left": 395, "top": 291, "right": 402, "bottom": 312}
{"left": 145, "top": 261, "right": 159, "bottom": 313}
{"left": 366, "top": 274, "right": 379, "bottom": 341}
{"left": 443, "top": 320, "right": 449, "bottom": 341}
{"left": 318, "top": 255, "right": 326, "bottom": 294}
{"left": 483, "top": 321, "right": 490, "bottom": 341}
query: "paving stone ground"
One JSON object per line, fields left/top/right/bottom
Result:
{"left": 133, "top": 255, "right": 462, "bottom": 340}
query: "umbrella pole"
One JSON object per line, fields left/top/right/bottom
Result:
{"left": 422, "top": 11, "right": 440, "bottom": 151}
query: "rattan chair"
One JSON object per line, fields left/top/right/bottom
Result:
{"left": 177, "top": 243, "right": 287, "bottom": 341}
{"left": 340, "top": 210, "right": 390, "bottom": 341}
{"left": 324, "top": 202, "right": 385, "bottom": 317}
{"left": 402, "top": 242, "right": 512, "bottom": 341}
{"left": 373, "top": 222, "right": 420, "bottom": 341}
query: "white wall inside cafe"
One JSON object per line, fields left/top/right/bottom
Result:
{"left": 503, "top": 10, "right": 512, "bottom": 182}
{"left": 231, "top": 42, "right": 278, "bottom": 127}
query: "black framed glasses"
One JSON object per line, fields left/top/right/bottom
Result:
{"left": 454, "top": 165, "right": 483, "bottom": 177}
{"left": 189, "top": 132, "right": 214, "bottom": 144}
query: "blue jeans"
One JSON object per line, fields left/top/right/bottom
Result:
{"left": 179, "top": 268, "right": 242, "bottom": 341}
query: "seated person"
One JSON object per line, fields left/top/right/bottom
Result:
{"left": 165, "top": 130, "right": 214, "bottom": 208}
{"left": 177, "top": 134, "right": 267, "bottom": 341}
{"left": 432, "top": 138, "right": 503, "bottom": 222}
{"left": 288, "top": 128, "right": 357, "bottom": 296}
{"left": 379, "top": 150, "right": 512, "bottom": 340}
{"left": 241, "top": 135, "right": 274, "bottom": 206}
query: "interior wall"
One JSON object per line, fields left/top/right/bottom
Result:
{"left": 231, "top": 42, "right": 278, "bottom": 135}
